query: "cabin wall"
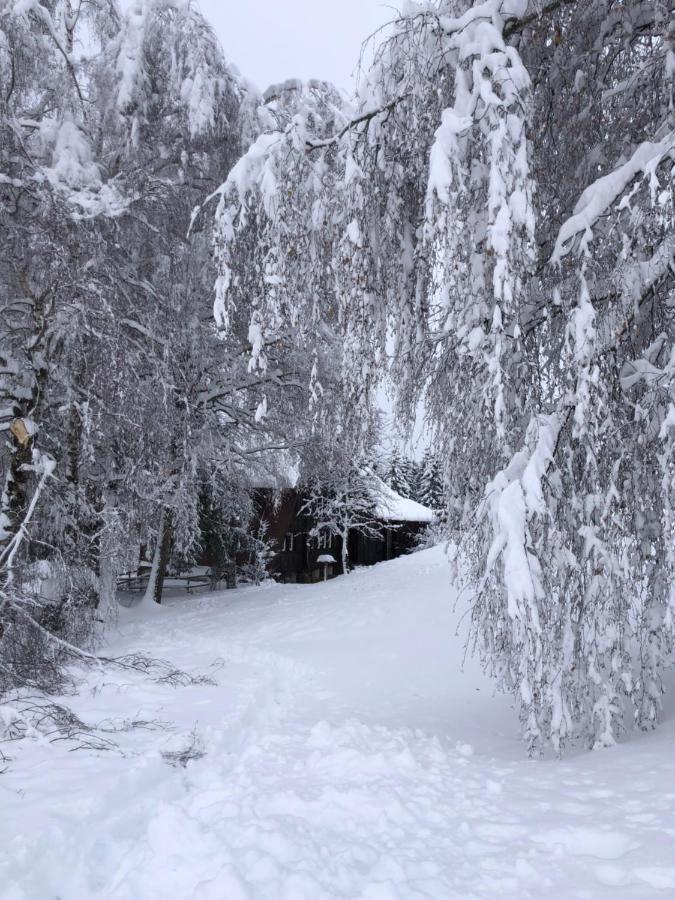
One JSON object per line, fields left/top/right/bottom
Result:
{"left": 272, "top": 529, "right": 343, "bottom": 583}
{"left": 272, "top": 520, "right": 426, "bottom": 583}
{"left": 348, "top": 531, "right": 386, "bottom": 567}
{"left": 198, "top": 488, "right": 429, "bottom": 584}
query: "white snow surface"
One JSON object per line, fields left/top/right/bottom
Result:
{"left": 3, "top": 546, "right": 675, "bottom": 899}
{"left": 372, "top": 477, "right": 435, "bottom": 523}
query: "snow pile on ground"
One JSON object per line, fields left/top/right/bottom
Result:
{"left": 2, "top": 546, "right": 675, "bottom": 898}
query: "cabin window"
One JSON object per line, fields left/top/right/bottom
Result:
{"left": 316, "top": 531, "right": 330, "bottom": 550}
{"left": 283, "top": 532, "right": 295, "bottom": 552}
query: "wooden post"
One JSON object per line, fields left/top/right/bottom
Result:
{"left": 317, "top": 554, "right": 336, "bottom": 582}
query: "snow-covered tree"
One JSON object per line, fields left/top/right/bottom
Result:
{"left": 205, "top": 77, "right": 387, "bottom": 446}
{"left": 0, "top": 0, "right": 316, "bottom": 702}
{"left": 418, "top": 450, "right": 445, "bottom": 512}
{"left": 302, "top": 461, "right": 384, "bottom": 576}
{"left": 384, "top": 448, "right": 414, "bottom": 499}
{"left": 0, "top": 0, "right": 130, "bottom": 677}
{"left": 463, "top": 0, "right": 674, "bottom": 753}
{"left": 213, "top": 0, "right": 674, "bottom": 752}
{"left": 2, "top": 0, "right": 671, "bottom": 758}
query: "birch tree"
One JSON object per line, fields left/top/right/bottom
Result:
{"left": 213, "top": 0, "right": 674, "bottom": 752}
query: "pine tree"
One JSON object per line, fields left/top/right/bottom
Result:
{"left": 408, "top": 458, "right": 424, "bottom": 503}
{"left": 419, "top": 452, "right": 444, "bottom": 512}
{"left": 385, "top": 449, "right": 412, "bottom": 498}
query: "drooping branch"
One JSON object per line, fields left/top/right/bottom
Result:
{"left": 502, "top": 0, "right": 578, "bottom": 39}
{"left": 304, "top": 95, "right": 410, "bottom": 152}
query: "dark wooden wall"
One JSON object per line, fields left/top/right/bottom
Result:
{"left": 211, "top": 489, "right": 429, "bottom": 584}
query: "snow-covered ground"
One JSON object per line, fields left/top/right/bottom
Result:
{"left": 2, "top": 545, "right": 675, "bottom": 899}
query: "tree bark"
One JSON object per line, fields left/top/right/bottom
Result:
{"left": 142, "top": 507, "right": 173, "bottom": 605}
{"left": 153, "top": 509, "right": 173, "bottom": 604}
{"left": 97, "top": 491, "right": 120, "bottom": 620}
{"left": 341, "top": 526, "right": 349, "bottom": 575}
{"left": 0, "top": 419, "right": 35, "bottom": 570}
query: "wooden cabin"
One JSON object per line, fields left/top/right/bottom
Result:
{"left": 254, "top": 481, "right": 434, "bottom": 583}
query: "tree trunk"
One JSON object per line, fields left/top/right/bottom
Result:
{"left": 0, "top": 419, "right": 35, "bottom": 573}
{"left": 142, "top": 508, "right": 173, "bottom": 605}
{"left": 65, "top": 401, "right": 81, "bottom": 485}
{"left": 153, "top": 509, "right": 173, "bottom": 604}
{"left": 341, "top": 526, "right": 349, "bottom": 575}
{"left": 97, "top": 491, "right": 120, "bottom": 620}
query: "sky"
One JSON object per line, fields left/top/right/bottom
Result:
{"left": 198, "top": 0, "right": 397, "bottom": 93}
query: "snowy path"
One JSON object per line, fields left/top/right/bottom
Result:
{"left": 3, "top": 546, "right": 675, "bottom": 899}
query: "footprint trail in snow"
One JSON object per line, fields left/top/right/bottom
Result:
{"left": 2, "top": 546, "right": 675, "bottom": 899}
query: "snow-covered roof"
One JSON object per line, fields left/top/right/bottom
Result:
{"left": 371, "top": 477, "right": 435, "bottom": 524}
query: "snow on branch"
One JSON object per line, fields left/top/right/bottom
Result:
{"left": 304, "top": 95, "right": 409, "bottom": 152}
{"left": 481, "top": 413, "right": 561, "bottom": 624}
{"left": 552, "top": 132, "right": 675, "bottom": 262}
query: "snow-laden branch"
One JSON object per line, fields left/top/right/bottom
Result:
{"left": 480, "top": 413, "right": 561, "bottom": 624}
{"left": 552, "top": 132, "right": 675, "bottom": 262}
{"left": 304, "top": 95, "right": 409, "bottom": 152}
{"left": 306, "top": 0, "right": 537, "bottom": 155}
{"left": 14, "top": 0, "right": 85, "bottom": 104}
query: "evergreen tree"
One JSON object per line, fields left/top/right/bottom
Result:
{"left": 408, "top": 458, "right": 424, "bottom": 503}
{"left": 419, "top": 451, "right": 445, "bottom": 512}
{"left": 385, "top": 449, "right": 412, "bottom": 498}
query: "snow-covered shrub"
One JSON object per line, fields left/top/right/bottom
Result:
{"left": 242, "top": 520, "right": 276, "bottom": 586}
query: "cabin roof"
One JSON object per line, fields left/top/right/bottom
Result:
{"left": 371, "top": 477, "right": 435, "bottom": 523}
{"left": 254, "top": 479, "right": 435, "bottom": 530}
